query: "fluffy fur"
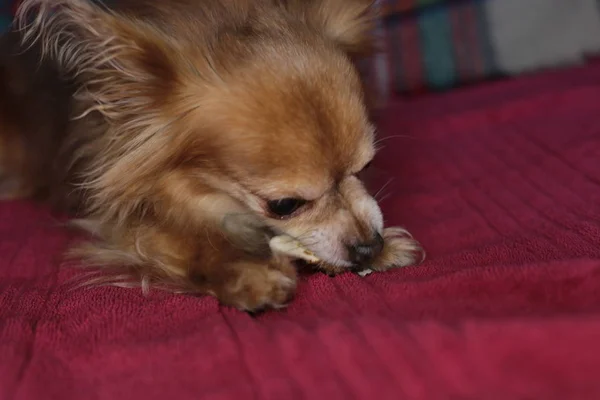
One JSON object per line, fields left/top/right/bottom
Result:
{"left": 0, "top": 0, "right": 423, "bottom": 311}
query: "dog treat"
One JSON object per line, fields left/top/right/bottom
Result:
{"left": 270, "top": 235, "right": 376, "bottom": 277}
{"left": 357, "top": 269, "right": 373, "bottom": 277}
{"left": 269, "top": 235, "right": 320, "bottom": 264}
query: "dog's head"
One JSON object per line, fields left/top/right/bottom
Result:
{"left": 185, "top": 0, "right": 383, "bottom": 267}
{"left": 19, "top": 0, "right": 384, "bottom": 267}
{"left": 196, "top": 38, "right": 383, "bottom": 267}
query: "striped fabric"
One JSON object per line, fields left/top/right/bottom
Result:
{"left": 371, "top": 0, "right": 600, "bottom": 97}
{"left": 382, "top": 0, "right": 451, "bottom": 15}
{"left": 375, "top": 0, "right": 499, "bottom": 95}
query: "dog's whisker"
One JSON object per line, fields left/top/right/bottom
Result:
{"left": 373, "top": 134, "right": 416, "bottom": 147}
{"left": 373, "top": 178, "right": 394, "bottom": 200}
{"left": 376, "top": 193, "right": 393, "bottom": 204}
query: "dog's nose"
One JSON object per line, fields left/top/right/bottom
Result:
{"left": 348, "top": 233, "right": 384, "bottom": 266}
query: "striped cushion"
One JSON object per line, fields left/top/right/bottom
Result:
{"left": 370, "top": 0, "right": 600, "bottom": 97}
{"left": 378, "top": 0, "right": 498, "bottom": 93}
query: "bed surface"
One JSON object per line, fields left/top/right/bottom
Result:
{"left": 2, "top": 63, "right": 600, "bottom": 399}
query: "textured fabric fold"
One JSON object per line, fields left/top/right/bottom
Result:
{"left": 2, "top": 60, "right": 600, "bottom": 399}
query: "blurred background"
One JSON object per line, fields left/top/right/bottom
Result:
{"left": 3, "top": 0, "right": 600, "bottom": 100}
{"left": 364, "top": 0, "right": 600, "bottom": 102}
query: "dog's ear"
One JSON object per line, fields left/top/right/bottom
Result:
{"left": 293, "top": 0, "right": 378, "bottom": 56}
{"left": 16, "top": 0, "right": 179, "bottom": 118}
{"left": 15, "top": 0, "right": 191, "bottom": 222}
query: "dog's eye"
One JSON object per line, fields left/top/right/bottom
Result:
{"left": 267, "top": 198, "right": 306, "bottom": 217}
{"left": 360, "top": 161, "right": 373, "bottom": 173}
{"left": 356, "top": 161, "right": 373, "bottom": 179}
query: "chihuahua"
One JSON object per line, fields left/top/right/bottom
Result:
{"left": 0, "top": 0, "right": 423, "bottom": 311}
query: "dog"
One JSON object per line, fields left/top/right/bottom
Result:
{"left": 0, "top": 0, "right": 423, "bottom": 311}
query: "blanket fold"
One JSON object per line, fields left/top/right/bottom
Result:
{"left": 2, "top": 58, "right": 600, "bottom": 399}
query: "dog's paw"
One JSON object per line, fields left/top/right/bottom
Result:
{"left": 370, "top": 227, "right": 425, "bottom": 272}
{"left": 222, "top": 256, "right": 297, "bottom": 312}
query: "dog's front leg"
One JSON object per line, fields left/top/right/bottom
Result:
{"left": 74, "top": 220, "right": 297, "bottom": 312}
{"left": 197, "top": 253, "right": 298, "bottom": 312}
{"left": 184, "top": 228, "right": 299, "bottom": 311}
{"left": 160, "top": 225, "right": 299, "bottom": 312}
{"left": 369, "top": 227, "right": 425, "bottom": 272}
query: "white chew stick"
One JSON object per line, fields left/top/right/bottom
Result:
{"left": 269, "top": 235, "right": 320, "bottom": 263}
{"left": 357, "top": 269, "right": 373, "bottom": 277}
{"left": 269, "top": 235, "right": 373, "bottom": 277}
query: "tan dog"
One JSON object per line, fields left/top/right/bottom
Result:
{"left": 0, "top": 0, "right": 423, "bottom": 311}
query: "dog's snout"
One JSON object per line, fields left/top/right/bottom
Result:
{"left": 348, "top": 233, "right": 384, "bottom": 266}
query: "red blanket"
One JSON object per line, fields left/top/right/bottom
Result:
{"left": 2, "top": 62, "right": 600, "bottom": 399}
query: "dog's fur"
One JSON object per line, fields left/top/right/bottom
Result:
{"left": 0, "top": 0, "right": 422, "bottom": 310}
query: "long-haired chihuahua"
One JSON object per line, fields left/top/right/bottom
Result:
{"left": 0, "top": 0, "right": 423, "bottom": 311}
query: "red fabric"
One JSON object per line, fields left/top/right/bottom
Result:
{"left": 2, "top": 62, "right": 600, "bottom": 399}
